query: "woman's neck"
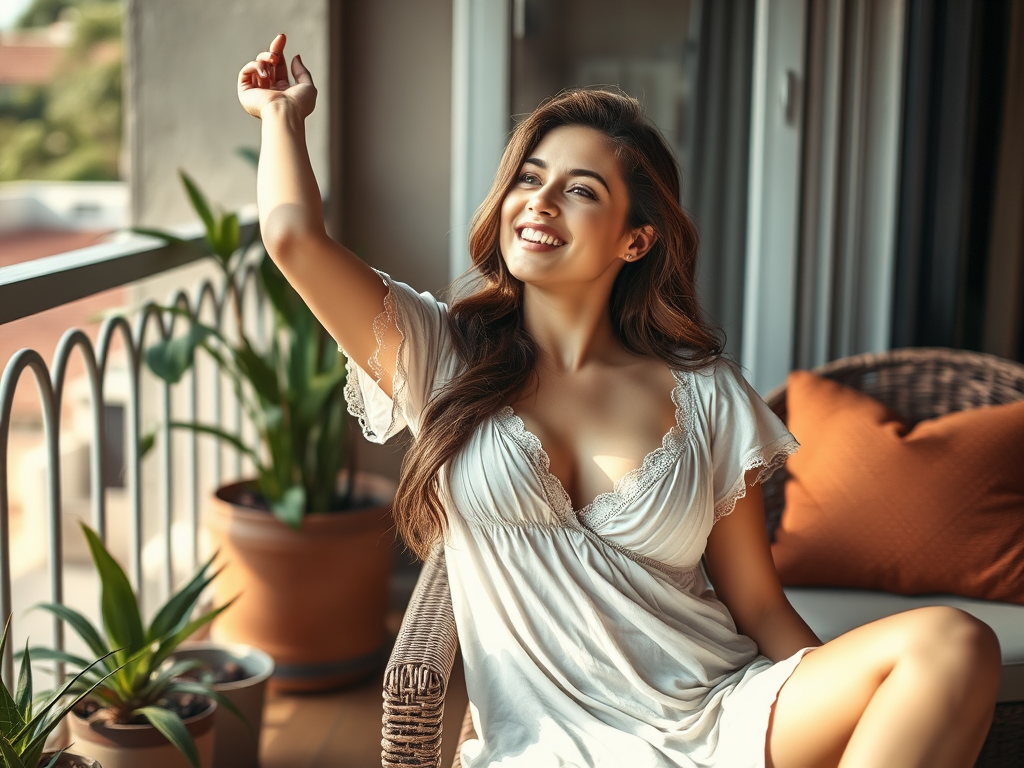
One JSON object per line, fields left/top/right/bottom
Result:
{"left": 522, "top": 284, "right": 625, "bottom": 372}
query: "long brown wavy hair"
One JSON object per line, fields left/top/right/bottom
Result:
{"left": 394, "top": 89, "right": 724, "bottom": 559}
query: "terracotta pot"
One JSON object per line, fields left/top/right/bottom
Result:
{"left": 207, "top": 472, "right": 396, "bottom": 692}
{"left": 40, "top": 752, "right": 101, "bottom": 768}
{"left": 67, "top": 701, "right": 216, "bottom": 768}
{"left": 170, "top": 642, "right": 274, "bottom": 768}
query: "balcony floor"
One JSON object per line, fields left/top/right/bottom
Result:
{"left": 259, "top": 615, "right": 469, "bottom": 768}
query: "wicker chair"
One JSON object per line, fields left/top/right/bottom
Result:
{"left": 381, "top": 347, "right": 1024, "bottom": 768}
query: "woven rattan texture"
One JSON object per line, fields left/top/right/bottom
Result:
{"left": 382, "top": 546, "right": 459, "bottom": 767}
{"left": 449, "top": 703, "right": 477, "bottom": 768}
{"left": 761, "top": 347, "right": 1024, "bottom": 768}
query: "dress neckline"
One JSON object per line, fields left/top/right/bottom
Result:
{"left": 495, "top": 369, "right": 693, "bottom": 526}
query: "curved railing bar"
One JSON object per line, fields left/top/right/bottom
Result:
{"left": 0, "top": 349, "right": 60, "bottom": 684}
{"left": 94, "top": 315, "right": 143, "bottom": 590}
{"left": 51, "top": 330, "right": 106, "bottom": 543}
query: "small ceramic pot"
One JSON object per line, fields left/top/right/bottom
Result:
{"left": 170, "top": 642, "right": 274, "bottom": 768}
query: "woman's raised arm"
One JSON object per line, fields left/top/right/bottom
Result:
{"left": 238, "top": 34, "right": 400, "bottom": 396}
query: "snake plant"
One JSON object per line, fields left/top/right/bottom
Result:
{"left": 1, "top": 615, "right": 115, "bottom": 768}
{"left": 26, "top": 524, "right": 242, "bottom": 768}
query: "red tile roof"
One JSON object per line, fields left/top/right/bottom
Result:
{"left": 0, "top": 42, "right": 63, "bottom": 86}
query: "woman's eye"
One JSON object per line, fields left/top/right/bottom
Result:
{"left": 569, "top": 185, "right": 596, "bottom": 199}
{"left": 519, "top": 172, "right": 540, "bottom": 184}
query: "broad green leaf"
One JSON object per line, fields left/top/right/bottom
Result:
{"left": 145, "top": 325, "right": 214, "bottom": 385}
{"left": 232, "top": 340, "right": 280, "bottom": 404}
{"left": 179, "top": 170, "right": 216, "bottom": 245}
{"left": 30, "top": 604, "right": 108, "bottom": 661}
{"left": 147, "top": 550, "right": 220, "bottom": 642}
{"left": 271, "top": 485, "right": 306, "bottom": 529}
{"left": 134, "top": 706, "right": 200, "bottom": 768}
{"left": 259, "top": 254, "right": 303, "bottom": 325}
{"left": 215, "top": 212, "right": 240, "bottom": 262}
{"left": 80, "top": 524, "right": 145, "bottom": 660}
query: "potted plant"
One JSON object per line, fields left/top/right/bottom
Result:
{"left": 167, "top": 642, "right": 273, "bottom": 768}
{"left": 139, "top": 159, "right": 396, "bottom": 691}
{"left": 1, "top": 615, "right": 115, "bottom": 768}
{"left": 28, "top": 524, "right": 243, "bottom": 768}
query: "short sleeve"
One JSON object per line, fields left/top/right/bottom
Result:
{"left": 699, "top": 360, "right": 799, "bottom": 521}
{"left": 340, "top": 270, "right": 453, "bottom": 444}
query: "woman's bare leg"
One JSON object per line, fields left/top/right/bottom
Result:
{"left": 765, "top": 606, "right": 1001, "bottom": 768}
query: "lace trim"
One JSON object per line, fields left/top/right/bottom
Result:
{"left": 712, "top": 435, "right": 799, "bottom": 523}
{"left": 341, "top": 271, "right": 408, "bottom": 442}
{"left": 494, "top": 369, "right": 699, "bottom": 583}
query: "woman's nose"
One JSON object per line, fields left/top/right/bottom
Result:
{"left": 527, "top": 186, "right": 558, "bottom": 216}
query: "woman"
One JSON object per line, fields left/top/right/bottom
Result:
{"left": 238, "top": 33, "right": 1001, "bottom": 768}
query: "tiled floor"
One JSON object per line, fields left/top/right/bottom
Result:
{"left": 260, "top": 648, "right": 469, "bottom": 768}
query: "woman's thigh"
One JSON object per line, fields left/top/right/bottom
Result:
{"left": 763, "top": 606, "right": 1000, "bottom": 768}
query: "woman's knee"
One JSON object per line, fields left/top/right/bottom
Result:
{"left": 902, "top": 607, "right": 1001, "bottom": 684}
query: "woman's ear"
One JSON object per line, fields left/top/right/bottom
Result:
{"left": 624, "top": 225, "right": 657, "bottom": 262}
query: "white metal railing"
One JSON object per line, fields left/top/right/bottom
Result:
{"left": 0, "top": 214, "right": 265, "bottom": 683}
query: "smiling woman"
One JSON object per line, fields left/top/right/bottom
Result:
{"left": 239, "top": 34, "right": 1001, "bottom": 768}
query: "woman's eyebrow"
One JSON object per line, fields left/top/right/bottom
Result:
{"left": 523, "top": 157, "right": 610, "bottom": 193}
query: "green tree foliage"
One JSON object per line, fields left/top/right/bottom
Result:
{"left": 0, "top": 0, "right": 123, "bottom": 181}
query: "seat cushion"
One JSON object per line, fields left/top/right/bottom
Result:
{"left": 771, "top": 370, "right": 1024, "bottom": 605}
{"left": 785, "top": 587, "right": 1024, "bottom": 702}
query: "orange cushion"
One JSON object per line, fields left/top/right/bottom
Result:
{"left": 771, "top": 370, "right": 1024, "bottom": 605}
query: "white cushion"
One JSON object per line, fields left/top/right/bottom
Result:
{"left": 784, "top": 587, "right": 1024, "bottom": 702}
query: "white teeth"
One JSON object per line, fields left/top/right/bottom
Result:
{"left": 520, "top": 227, "right": 564, "bottom": 246}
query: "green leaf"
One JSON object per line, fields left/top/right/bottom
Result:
{"left": 39, "top": 750, "right": 65, "bottom": 768}
{"left": 130, "top": 227, "right": 189, "bottom": 245}
{"left": 168, "top": 681, "right": 250, "bottom": 732}
{"left": 0, "top": 738, "right": 28, "bottom": 768}
{"left": 259, "top": 253, "right": 304, "bottom": 326}
{"left": 164, "top": 423, "right": 262, "bottom": 466}
{"left": 0, "top": 620, "right": 26, "bottom": 743}
{"left": 271, "top": 485, "right": 306, "bottom": 529}
{"left": 145, "top": 325, "right": 214, "bottom": 385}
{"left": 15, "top": 643, "right": 30, "bottom": 721}
{"left": 80, "top": 524, "right": 145, "bottom": 660}
{"left": 18, "top": 647, "right": 95, "bottom": 672}
{"left": 137, "top": 659, "right": 205, "bottom": 700}
{"left": 150, "top": 598, "right": 238, "bottom": 671}
{"left": 215, "top": 212, "right": 240, "bottom": 263}
{"left": 232, "top": 341, "right": 280, "bottom": 405}
{"left": 139, "top": 427, "right": 158, "bottom": 458}
{"left": 30, "top": 603, "right": 109, "bottom": 661}
{"left": 179, "top": 170, "right": 216, "bottom": 245}
{"left": 236, "top": 146, "right": 259, "bottom": 168}
{"left": 134, "top": 706, "right": 201, "bottom": 768}
{"left": 147, "top": 550, "right": 220, "bottom": 642}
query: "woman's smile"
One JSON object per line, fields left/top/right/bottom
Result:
{"left": 499, "top": 124, "right": 637, "bottom": 284}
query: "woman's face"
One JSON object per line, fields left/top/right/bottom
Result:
{"left": 499, "top": 125, "right": 641, "bottom": 290}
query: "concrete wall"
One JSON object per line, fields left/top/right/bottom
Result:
{"left": 127, "top": 0, "right": 329, "bottom": 229}
{"left": 339, "top": 0, "right": 453, "bottom": 480}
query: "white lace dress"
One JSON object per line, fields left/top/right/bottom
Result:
{"left": 343, "top": 272, "right": 812, "bottom": 768}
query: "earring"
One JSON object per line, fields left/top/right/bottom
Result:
{"left": 625, "top": 254, "right": 634, "bottom": 261}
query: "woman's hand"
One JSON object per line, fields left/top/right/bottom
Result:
{"left": 237, "top": 33, "right": 316, "bottom": 120}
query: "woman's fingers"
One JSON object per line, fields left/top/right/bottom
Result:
{"left": 291, "top": 54, "right": 313, "bottom": 86}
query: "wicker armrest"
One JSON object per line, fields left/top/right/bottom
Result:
{"left": 382, "top": 545, "right": 459, "bottom": 768}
